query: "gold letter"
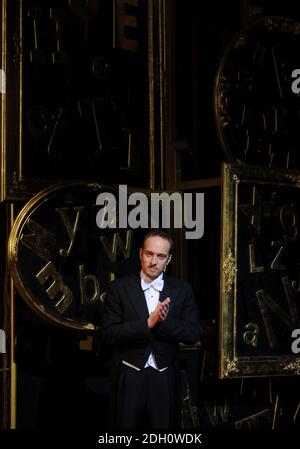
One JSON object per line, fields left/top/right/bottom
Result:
{"left": 248, "top": 243, "right": 264, "bottom": 273}
{"left": 36, "top": 261, "right": 73, "bottom": 314}
{"left": 100, "top": 230, "right": 132, "bottom": 262}
{"left": 56, "top": 206, "right": 84, "bottom": 257}
{"left": 114, "top": 0, "right": 138, "bottom": 52}
{"left": 20, "top": 219, "right": 56, "bottom": 261}
{"left": 270, "top": 241, "right": 287, "bottom": 270}
{"left": 243, "top": 322, "right": 259, "bottom": 347}
{"left": 79, "top": 265, "right": 100, "bottom": 304}
{"left": 256, "top": 288, "right": 295, "bottom": 349}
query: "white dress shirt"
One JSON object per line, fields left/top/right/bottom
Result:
{"left": 141, "top": 272, "right": 167, "bottom": 371}
{"left": 122, "top": 272, "right": 167, "bottom": 372}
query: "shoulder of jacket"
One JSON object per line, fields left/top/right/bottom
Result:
{"left": 111, "top": 273, "right": 139, "bottom": 288}
{"left": 165, "top": 275, "right": 191, "bottom": 289}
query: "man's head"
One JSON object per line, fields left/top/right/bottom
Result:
{"left": 140, "top": 230, "right": 173, "bottom": 282}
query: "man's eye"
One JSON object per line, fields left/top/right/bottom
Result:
{"left": 158, "top": 255, "right": 166, "bottom": 260}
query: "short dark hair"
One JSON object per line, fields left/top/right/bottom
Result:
{"left": 142, "top": 229, "right": 173, "bottom": 254}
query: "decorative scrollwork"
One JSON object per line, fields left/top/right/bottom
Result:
{"left": 283, "top": 358, "right": 300, "bottom": 375}
{"left": 224, "top": 357, "right": 239, "bottom": 377}
{"left": 223, "top": 249, "right": 237, "bottom": 292}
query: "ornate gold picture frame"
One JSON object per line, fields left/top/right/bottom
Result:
{"left": 220, "top": 163, "right": 300, "bottom": 377}
{"left": 0, "top": 0, "right": 165, "bottom": 200}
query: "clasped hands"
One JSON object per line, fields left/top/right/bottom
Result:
{"left": 147, "top": 297, "right": 171, "bottom": 329}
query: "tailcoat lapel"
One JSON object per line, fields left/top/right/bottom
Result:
{"left": 126, "top": 274, "right": 177, "bottom": 319}
{"left": 126, "top": 274, "right": 149, "bottom": 319}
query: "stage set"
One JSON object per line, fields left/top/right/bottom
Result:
{"left": 1, "top": 0, "right": 300, "bottom": 432}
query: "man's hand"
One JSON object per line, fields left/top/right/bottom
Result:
{"left": 147, "top": 297, "right": 171, "bottom": 329}
{"left": 158, "top": 297, "right": 170, "bottom": 322}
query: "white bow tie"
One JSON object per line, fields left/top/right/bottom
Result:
{"left": 141, "top": 278, "right": 164, "bottom": 292}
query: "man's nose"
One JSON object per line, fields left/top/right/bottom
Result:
{"left": 150, "top": 255, "right": 158, "bottom": 265}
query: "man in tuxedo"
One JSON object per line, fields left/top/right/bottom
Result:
{"left": 101, "top": 230, "right": 201, "bottom": 429}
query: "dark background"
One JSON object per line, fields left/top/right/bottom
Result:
{"left": 2, "top": 0, "right": 300, "bottom": 432}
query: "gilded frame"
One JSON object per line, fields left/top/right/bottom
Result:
{"left": 220, "top": 163, "right": 300, "bottom": 378}
{"left": 0, "top": 0, "right": 166, "bottom": 201}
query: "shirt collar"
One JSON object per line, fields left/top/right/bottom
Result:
{"left": 140, "top": 271, "right": 164, "bottom": 292}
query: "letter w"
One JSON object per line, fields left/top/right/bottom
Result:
{"left": 100, "top": 231, "right": 132, "bottom": 262}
